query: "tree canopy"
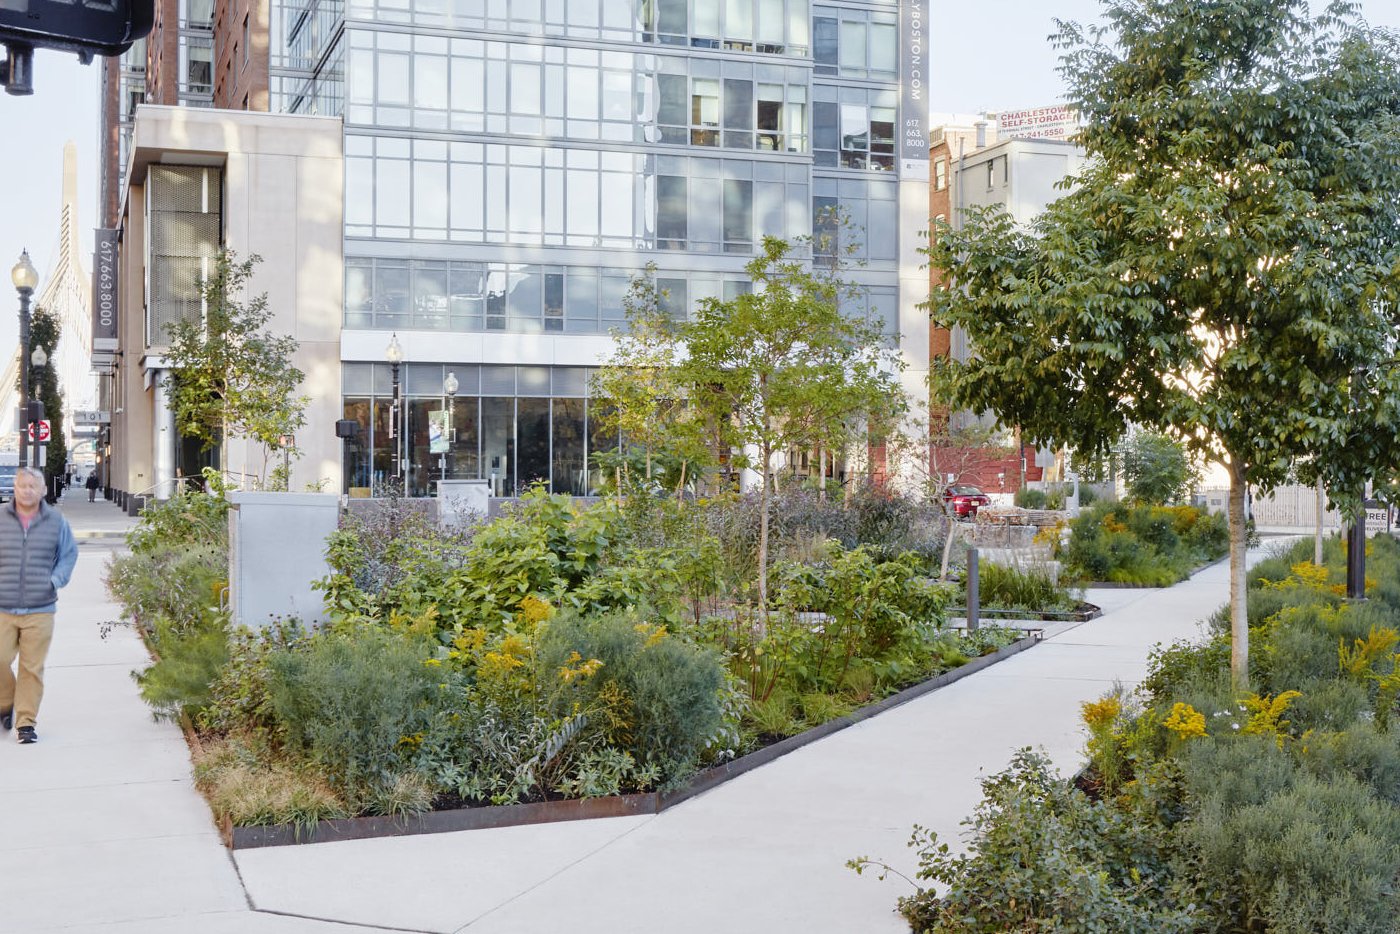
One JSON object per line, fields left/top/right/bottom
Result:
{"left": 927, "top": 0, "right": 1400, "bottom": 684}
{"left": 163, "top": 250, "right": 307, "bottom": 485}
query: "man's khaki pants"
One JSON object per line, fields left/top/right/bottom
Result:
{"left": 0, "top": 612, "right": 56, "bottom": 729}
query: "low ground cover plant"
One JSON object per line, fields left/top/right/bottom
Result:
{"left": 856, "top": 535, "right": 1400, "bottom": 932}
{"left": 112, "top": 482, "right": 1020, "bottom": 829}
{"left": 1060, "top": 501, "right": 1227, "bottom": 585}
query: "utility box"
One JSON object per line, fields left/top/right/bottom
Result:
{"left": 438, "top": 479, "right": 490, "bottom": 527}
{"left": 228, "top": 492, "right": 340, "bottom": 629}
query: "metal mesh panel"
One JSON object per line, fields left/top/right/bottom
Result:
{"left": 149, "top": 256, "right": 206, "bottom": 345}
{"left": 149, "top": 165, "right": 221, "bottom": 212}
{"left": 147, "top": 165, "right": 222, "bottom": 348}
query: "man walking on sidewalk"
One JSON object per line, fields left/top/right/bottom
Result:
{"left": 86, "top": 472, "right": 99, "bottom": 502}
{"left": 0, "top": 468, "right": 78, "bottom": 744}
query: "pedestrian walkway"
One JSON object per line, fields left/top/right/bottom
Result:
{"left": 0, "top": 509, "right": 1290, "bottom": 933}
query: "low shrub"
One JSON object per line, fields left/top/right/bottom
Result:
{"left": 1062, "top": 502, "right": 1227, "bottom": 585}
{"left": 1013, "top": 487, "right": 1046, "bottom": 509}
{"left": 266, "top": 625, "right": 438, "bottom": 809}
{"left": 132, "top": 616, "right": 229, "bottom": 722}
{"left": 973, "top": 562, "right": 1076, "bottom": 612}
{"left": 850, "top": 748, "right": 1199, "bottom": 933}
{"left": 536, "top": 611, "right": 726, "bottom": 785}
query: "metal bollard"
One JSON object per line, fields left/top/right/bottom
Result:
{"left": 967, "top": 545, "right": 980, "bottom": 632}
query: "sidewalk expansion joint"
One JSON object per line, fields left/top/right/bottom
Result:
{"left": 453, "top": 814, "right": 660, "bottom": 931}
{"left": 251, "top": 907, "right": 440, "bottom": 933}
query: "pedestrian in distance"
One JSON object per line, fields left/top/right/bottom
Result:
{"left": 86, "top": 472, "right": 99, "bottom": 502}
{"left": 0, "top": 468, "right": 78, "bottom": 744}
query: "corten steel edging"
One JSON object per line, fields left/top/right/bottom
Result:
{"left": 228, "top": 632, "right": 1044, "bottom": 849}
{"left": 231, "top": 792, "right": 661, "bottom": 848}
{"left": 947, "top": 603, "right": 1101, "bottom": 623}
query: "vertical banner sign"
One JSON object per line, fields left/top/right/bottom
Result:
{"left": 428, "top": 410, "right": 450, "bottom": 454}
{"left": 900, "top": 0, "right": 929, "bottom": 177}
{"left": 91, "top": 228, "right": 119, "bottom": 352}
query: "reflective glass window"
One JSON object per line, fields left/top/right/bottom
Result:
{"left": 691, "top": 78, "right": 720, "bottom": 145}
{"left": 552, "top": 398, "right": 586, "bottom": 495}
{"left": 516, "top": 398, "right": 551, "bottom": 493}
{"left": 481, "top": 397, "right": 513, "bottom": 496}
{"left": 723, "top": 179, "right": 753, "bottom": 252}
{"left": 657, "top": 175, "right": 688, "bottom": 248}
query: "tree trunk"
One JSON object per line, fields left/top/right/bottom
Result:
{"left": 757, "top": 447, "right": 771, "bottom": 620}
{"left": 817, "top": 446, "right": 827, "bottom": 502}
{"left": 1315, "top": 477, "right": 1325, "bottom": 566}
{"left": 675, "top": 459, "right": 687, "bottom": 503}
{"left": 939, "top": 512, "right": 958, "bottom": 581}
{"left": 1227, "top": 462, "right": 1250, "bottom": 690}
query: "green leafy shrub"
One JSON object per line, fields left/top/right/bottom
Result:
{"left": 107, "top": 486, "right": 233, "bottom": 723}
{"left": 1014, "top": 487, "right": 1047, "bottom": 509}
{"left": 1122, "top": 431, "right": 1199, "bottom": 505}
{"left": 132, "top": 616, "right": 229, "bottom": 722}
{"left": 850, "top": 748, "right": 1199, "bottom": 933}
{"left": 535, "top": 611, "right": 725, "bottom": 785}
{"left": 1063, "top": 502, "right": 1226, "bottom": 585}
{"left": 266, "top": 626, "right": 438, "bottom": 809}
{"left": 106, "top": 543, "right": 227, "bottom": 634}
{"left": 866, "top": 515, "right": 1400, "bottom": 932}
{"left": 1182, "top": 752, "right": 1400, "bottom": 934}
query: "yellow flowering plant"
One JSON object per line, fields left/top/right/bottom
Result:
{"left": 1162, "top": 702, "right": 1207, "bottom": 741}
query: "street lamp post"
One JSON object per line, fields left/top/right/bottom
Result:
{"left": 11, "top": 250, "right": 38, "bottom": 468}
{"left": 385, "top": 333, "right": 404, "bottom": 488}
{"left": 29, "top": 344, "right": 46, "bottom": 471}
{"left": 443, "top": 370, "right": 458, "bottom": 481}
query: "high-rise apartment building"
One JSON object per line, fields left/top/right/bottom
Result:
{"left": 100, "top": 1, "right": 931, "bottom": 501}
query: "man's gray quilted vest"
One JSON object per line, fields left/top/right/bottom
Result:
{"left": 0, "top": 503, "right": 62, "bottom": 609}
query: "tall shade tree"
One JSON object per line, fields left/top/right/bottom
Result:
{"left": 681, "top": 236, "right": 905, "bottom": 613}
{"left": 163, "top": 250, "right": 308, "bottom": 487}
{"left": 590, "top": 267, "right": 712, "bottom": 500}
{"left": 928, "top": 0, "right": 1400, "bottom": 687}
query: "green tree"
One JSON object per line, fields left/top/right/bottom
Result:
{"left": 927, "top": 0, "right": 1400, "bottom": 686}
{"left": 1123, "top": 431, "right": 1199, "bottom": 506}
{"left": 27, "top": 306, "right": 65, "bottom": 494}
{"left": 163, "top": 250, "right": 307, "bottom": 487}
{"left": 680, "top": 236, "right": 905, "bottom": 612}
{"left": 590, "top": 267, "right": 712, "bottom": 500}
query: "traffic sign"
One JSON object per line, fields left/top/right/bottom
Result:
{"left": 27, "top": 420, "right": 51, "bottom": 443}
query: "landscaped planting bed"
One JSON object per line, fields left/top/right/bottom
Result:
{"left": 108, "top": 482, "right": 1036, "bottom": 843}
{"left": 855, "top": 535, "right": 1400, "bottom": 932}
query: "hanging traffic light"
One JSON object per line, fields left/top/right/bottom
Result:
{"left": 1, "top": 0, "right": 154, "bottom": 94}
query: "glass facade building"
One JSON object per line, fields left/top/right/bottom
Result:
{"left": 271, "top": 0, "right": 924, "bottom": 496}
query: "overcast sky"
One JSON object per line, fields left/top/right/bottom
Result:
{"left": 1, "top": 1, "right": 1399, "bottom": 356}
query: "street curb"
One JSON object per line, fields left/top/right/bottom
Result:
{"left": 228, "top": 631, "right": 1044, "bottom": 849}
{"left": 947, "top": 602, "right": 1101, "bottom": 623}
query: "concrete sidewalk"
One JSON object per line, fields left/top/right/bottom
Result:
{"left": 1, "top": 507, "right": 1286, "bottom": 934}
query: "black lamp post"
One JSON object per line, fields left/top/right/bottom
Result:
{"left": 385, "top": 332, "right": 404, "bottom": 486}
{"left": 443, "top": 370, "right": 458, "bottom": 480}
{"left": 11, "top": 249, "right": 38, "bottom": 467}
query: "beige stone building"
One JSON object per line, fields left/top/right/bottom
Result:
{"left": 104, "top": 105, "right": 342, "bottom": 506}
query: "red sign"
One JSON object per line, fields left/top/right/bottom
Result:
{"left": 28, "top": 420, "right": 50, "bottom": 443}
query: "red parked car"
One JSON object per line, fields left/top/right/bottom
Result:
{"left": 944, "top": 484, "right": 990, "bottom": 518}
